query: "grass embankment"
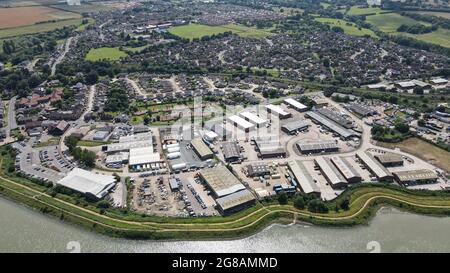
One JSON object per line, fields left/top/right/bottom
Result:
{"left": 77, "top": 140, "right": 110, "bottom": 147}
{"left": 1, "top": 142, "right": 450, "bottom": 239}
{"left": 377, "top": 137, "right": 450, "bottom": 172}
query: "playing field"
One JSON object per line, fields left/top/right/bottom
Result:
{"left": 0, "top": 6, "right": 80, "bottom": 29}
{"left": 0, "top": 18, "right": 83, "bottom": 38}
{"left": 366, "top": 13, "right": 429, "bottom": 33}
{"left": 315, "top": 18, "right": 377, "bottom": 37}
{"left": 168, "top": 23, "right": 273, "bottom": 40}
{"left": 85, "top": 47, "right": 128, "bottom": 61}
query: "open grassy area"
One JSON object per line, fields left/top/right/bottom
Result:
{"left": 35, "top": 137, "right": 60, "bottom": 148}
{"left": 346, "top": 6, "right": 386, "bottom": 16}
{"left": 377, "top": 137, "right": 450, "bottom": 172}
{"left": 395, "top": 27, "right": 450, "bottom": 48}
{"left": 315, "top": 17, "right": 377, "bottom": 37}
{"left": 168, "top": 23, "right": 273, "bottom": 40}
{"left": 413, "top": 11, "right": 450, "bottom": 19}
{"left": 366, "top": 13, "right": 429, "bottom": 33}
{"left": 75, "top": 18, "right": 95, "bottom": 32}
{"left": 123, "top": 44, "right": 151, "bottom": 53}
{"left": 85, "top": 47, "right": 128, "bottom": 61}
{"left": 77, "top": 140, "right": 110, "bottom": 147}
{"left": 0, "top": 18, "right": 83, "bottom": 38}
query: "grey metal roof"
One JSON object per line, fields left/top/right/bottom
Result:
{"left": 306, "top": 111, "right": 358, "bottom": 139}
{"left": 356, "top": 151, "right": 392, "bottom": 179}
{"left": 288, "top": 160, "right": 321, "bottom": 195}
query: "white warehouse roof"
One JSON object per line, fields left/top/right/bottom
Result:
{"left": 284, "top": 98, "right": 307, "bottom": 111}
{"left": 129, "top": 147, "right": 162, "bottom": 166}
{"left": 239, "top": 111, "right": 267, "bottom": 126}
{"left": 57, "top": 168, "right": 116, "bottom": 199}
{"left": 265, "top": 104, "right": 290, "bottom": 116}
{"left": 228, "top": 115, "right": 254, "bottom": 130}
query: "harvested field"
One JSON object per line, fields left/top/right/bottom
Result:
{"left": 0, "top": 6, "right": 80, "bottom": 29}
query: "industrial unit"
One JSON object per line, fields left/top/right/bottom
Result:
{"left": 283, "top": 98, "right": 308, "bottom": 112}
{"left": 281, "top": 120, "right": 310, "bottom": 135}
{"left": 314, "top": 157, "right": 347, "bottom": 189}
{"left": 316, "top": 108, "right": 354, "bottom": 129}
{"left": 254, "top": 137, "right": 286, "bottom": 158}
{"left": 393, "top": 169, "right": 438, "bottom": 186}
{"left": 356, "top": 151, "right": 393, "bottom": 182}
{"left": 228, "top": 115, "right": 255, "bottom": 132}
{"left": 374, "top": 153, "right": 404, "bottom": 167}
{"left": 198, "top": 165, "right": 246, "bottom": 198}
{"left": 57, "top": 168, "right": 116, "bottom": 200}
{"left": 265, "top": 104, "right": 292, "bottom": 119}
{"left": 222, "top": 142, "right": 242, "bottom": 163}
{"left": 245, "top": 163, "right": 271, "bottom": 177}
{"left": 346, "top": 103, "right": 376, "bottom": 117}
{"left": 128, "top": 147, "right": 163, "bottom": 171}
{"left": 190, "top": 138, "right": 214, "bottom": 160}
{"left": 215, "top": 189, "right": 256, "bottom": 215}
{"left": 330, "top": 156, "right": 362, "bottom": 183}
{"left": 296, "top": 139, "right": 339, "bottom": 154}
{"left": 105, "top": 132, "right": 154, "bottom": 154}
{"left": 105, "top": 152, "right": 129, "bottom": 167}
{"left": 287, "top": 160, "right": 321, "bottom": 197}
{"left": 239, "top": 111, "right": 268, "bottom": 128}
{"left": 305, "top": 111, "right": 358, "bottom": 140}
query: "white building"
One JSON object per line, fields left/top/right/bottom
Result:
{"left": 129, "top": 147, "right": 163, "bottom": 170}
{"left": 239, "top": 111, "right": 268, "bottom": 128}
{"left": 228, "top": 115, "right": 255, "bottom": 132}
{"left": 57, "top": 168, "right": 116, "bottom": 200}
{"left": 283, "top": 98, "right": 308, "bottom": 112}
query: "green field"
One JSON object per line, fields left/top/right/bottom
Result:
{"left": 316, "top": 18, "right": 377, "bottom": 37}
{"left": 168, "top": 23, "right": 273, "bottom": 40}
{"left": 366, "top": 13, "right": 429, "bottom": 33}
{"left": 85, "top": 47, "right": 128, "bottom": 61}
{"left": 75, "top": 18, "right": 95, "bottom": 32}
{"left": 346, "top": 6, "right": 385, "bottom": 16}
{"left": 124, "top": 44, "right": 151, "bottom": 53}
{"left": 395, "top": 27, "right": 450, "bottom": 48}
{"left": 0, "top": 18, "right": 83, "bottom": 38}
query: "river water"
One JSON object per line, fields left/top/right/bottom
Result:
{"left": 1, "top": 197, "right": 450, "bottom": 253}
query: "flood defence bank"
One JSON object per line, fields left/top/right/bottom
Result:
{"left": 1, "top": 148, "right": 450, "bottom": 240}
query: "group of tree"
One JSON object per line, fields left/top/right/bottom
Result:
{"left": 397, "top": 23, "right": 438, "bottom": 34}
{"left": 65, "top": 136, "right": 96, "bottom": 168}
{"left": 104, "top": 86, "right": 130, "bottom": 112}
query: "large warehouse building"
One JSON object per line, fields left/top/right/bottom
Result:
{"left": 374, "top": 153, "right": 404, "bottom": 167}
{"left": 296, "top": 139, "right": 339, "bottom": 154}
{"left": 105, "top": 132, "right": 154, "bottom": 154}
{"left": 356, "top": 151, "right": 393, "bottom": 182}
{"left": 305, "top": 111, "right": 359, "bottom": 140}
{"left": 222, "top": 142, "right": 242, "bottom": 163}
{"left": 281, "top": 120, "right": 310, "bottom": 135}
{"left": 228, "top": 115, "right": 254, "bottom": 132}
{"left": 287, "top": 160, "right": 321, "bottom": 196}
{"left": 128, "top": 147, "right": 163, "bottom": 171}
{"left": 254, "top": 137, "right": 286, "bottom": 158}
{"left": 215, "top": 189, "right": 256, "bottom": 215}
{"left": 317, "top": 108, "right": 354, "bottom": 129}
{"left": 57, "top": 168, "right": 116, "bottom": 200}
{"left": 330, "top": 156, "right": 361, "bottom": 183}
{"left": 393, "top": 169, "right": 438, "bottom": 186}
{"left": 314, "top": 157, "right": 347, "bottom": 189}
{"left": 239, "top": 111, "right": 268, "bottom": 128}
{"left": 283, "top": 98, "right": 308, "bottom": 112}
{"left": 265, "top": 104, "right": 292, "bottom": 119}
{"left": 198, "top": 165, "right": 246, "bottom": 198}
{"left": 190, "top": 138, "right": 214, "bottom": 160}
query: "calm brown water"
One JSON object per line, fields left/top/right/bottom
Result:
{"left": 1, "top": 197, "right": 450, "bottom": 253}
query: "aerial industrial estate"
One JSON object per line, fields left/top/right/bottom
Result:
{"left": 0, "top": 0, "right": 450, "bottom": 244}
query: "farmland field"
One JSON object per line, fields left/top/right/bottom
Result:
{"left": 50, "top": 3, "right": 115, "bottom": 13}
{"left": 366, "top": 13, "right": 429, "bottom": 33}
{"left": 85, "top": 47, "right": 128, "bottom": 61}
{"left": 315, "top": 18, "right": 377, "bottom": 37}
{"left": 169, "top": 23, "right": 273, "bottom": 40}
{"left": 0, "top": 18, "right": 83, "bottom": 38}
{"left": 0, "top": 6, "right": 81, "bottom": 29}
